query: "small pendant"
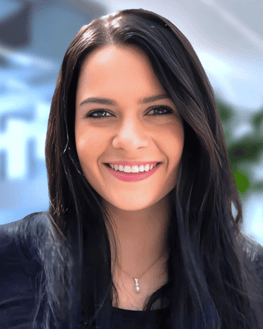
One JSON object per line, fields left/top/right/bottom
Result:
{"left": 134, "top": 278, "right": 140, "bottom": 293}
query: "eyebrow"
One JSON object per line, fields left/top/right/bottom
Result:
{"left": 79, "top": 94, "right": 170, "bottom": 107}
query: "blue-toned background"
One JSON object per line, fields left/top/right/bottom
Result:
{"left": 1, "top": 0, "right": 262, "bottom": 244}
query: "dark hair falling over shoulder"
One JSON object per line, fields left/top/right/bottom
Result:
{"left": 37, "top": 8, "right": 263, "bottom": 329}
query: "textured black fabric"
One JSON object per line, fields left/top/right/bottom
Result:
{"left": 110, "top": 306, "right": 171, "bottom": 329}
{"left": 0, "top": 212, "right": 263, "bottom": 329}
{"left": 0, "top": 212, "right": 44, "bottom": 329}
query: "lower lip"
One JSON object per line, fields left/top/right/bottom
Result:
{"left": 105, "top": 164, "right": 161, "bottom": 182}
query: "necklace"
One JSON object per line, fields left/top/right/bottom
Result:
{"left": 117, "top": 253, "right": 164, "bottom": 293}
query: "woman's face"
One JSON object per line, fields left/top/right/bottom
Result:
{"left": 75, "top": 45, "right": 184, "bottom": 211}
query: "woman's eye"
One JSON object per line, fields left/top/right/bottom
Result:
{"left": 148, "top": 106, "right": 174, "bottom": 116}
{"left": 86, "top": 106, "right": 174, "bottom": 119}
{"left": 86, "top": 110, "right": 111, "bottom": 119}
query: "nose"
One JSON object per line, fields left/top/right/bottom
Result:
{"left": 112, "top": 117, "right": 149, "bottom": 151}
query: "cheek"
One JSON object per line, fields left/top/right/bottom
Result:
{"left": 75, "top": 127, "right": 107, "bottom": 167}
{"left": 161, "top": 123, "right": 184, "bottom": 158}
{"left": 75, "top": 129, "right": 92, "bottom": 164}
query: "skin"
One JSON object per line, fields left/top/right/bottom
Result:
{"left": 75, "top": 45, "right": 184, "bottom": 308}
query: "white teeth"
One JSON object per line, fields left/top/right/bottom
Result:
{"left": 109, "top": 163, "right": 157, "bottom": 173}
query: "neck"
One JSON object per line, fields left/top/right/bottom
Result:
{"left": 103, "top": 192, "right": 172, "bottom": 278}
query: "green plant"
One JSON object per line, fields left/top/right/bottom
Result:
{"left": 216, "top": 98, "right": 263, "bottom": 204}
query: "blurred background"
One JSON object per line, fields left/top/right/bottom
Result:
{"left": 0, "top": 0, "right": 262, "bottom": 243}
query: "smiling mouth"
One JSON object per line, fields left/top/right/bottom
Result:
{"left": 104, "top": 162, "right": 161, "bottom": 170}
{"left": 104, "top": 162, "right": 161, "bottom": 168}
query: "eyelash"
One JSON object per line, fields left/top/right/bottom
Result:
{"left": 86, "top": 106, "right": 174, "bottom": 119}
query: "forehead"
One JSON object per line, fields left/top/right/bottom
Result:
{"left": 76, "top": 45, "right": 166, "bottom": 99}
{"left": 80, "top": 44, "right": 149, "bottom": 71}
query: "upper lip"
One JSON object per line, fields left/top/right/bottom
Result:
{"left": 104, "top": 161, "right": 160, "bottom": 166}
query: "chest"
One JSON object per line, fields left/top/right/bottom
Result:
{"left": 111, "top": 269, "right": 169, "bottom": 310}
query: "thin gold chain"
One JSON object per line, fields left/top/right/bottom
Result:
{"left": 120, "top": 276, "right": 142, "bottom": 309}
{"left": 118, "top": 253, "right": 164, "bottom": 281}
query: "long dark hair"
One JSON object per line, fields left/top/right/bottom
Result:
{"left": 37, "top": 8, "right": 263, "bottom": 329}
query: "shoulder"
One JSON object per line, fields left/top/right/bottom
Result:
{"left": 236, "top": 231, "right": 263, "bottom": 299}
{"left": 238, "top": 231, "right": 263, "bottom": 279}
{"left": 238, "top": 231, "right": 263, "bottom": 263}
{"left": 0, "top": 212, "right": 52, "bottom": 266}
{"left": 0, "top": 212, "right": 52, "bottom": 328}
{"left": 236, "top": 232, "right": 263, "bottom": 323}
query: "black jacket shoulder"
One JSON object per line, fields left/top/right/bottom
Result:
{"left": 1, "top": 212, "right": 263, "bottom": 329}
{"left": 0, "top": 212, "right": 51, "bottom": 329}
{"left": 238, "top": 231, "right": 263, "bottom": 278}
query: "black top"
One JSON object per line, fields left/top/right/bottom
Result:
{"left": 110, "top": 306, "right": 170, "bottom": 329}
{"left": 0, "top": 212, "right": 263, "bottom": 329}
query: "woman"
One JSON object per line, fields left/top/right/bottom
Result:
{"left": 1, "top": 8, "right": 263, "bottom": 329}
